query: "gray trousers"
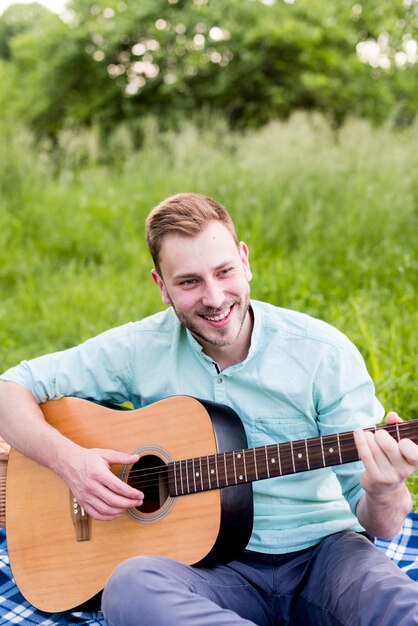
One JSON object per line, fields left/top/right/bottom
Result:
{"left": 101, "top": 531, "right": 418, "bottom": 626}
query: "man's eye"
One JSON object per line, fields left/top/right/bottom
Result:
{"left": 220, "top": 267, "right": 232, "bottom": 276}
{"left": 180, "top": 279, "right": 197, "bottom": 286}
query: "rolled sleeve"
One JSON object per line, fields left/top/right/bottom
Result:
{"left": 0, "top": 323, "right": 135, "bottom": 405}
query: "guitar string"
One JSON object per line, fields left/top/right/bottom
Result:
{"left": 122, "top": 423, "right": 418, "bottom": 481}
{"left": 122, "top": 424, "right": 418, "bottom": 482}
{"left": 116, "top": 424, "right": 418, "bottom": 491}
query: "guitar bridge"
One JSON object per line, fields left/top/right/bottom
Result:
{"left": 70, "top": 492, "right": 90, "bottom": 542}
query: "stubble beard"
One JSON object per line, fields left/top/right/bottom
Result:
{"left": 173, "top": 291, "right": 251, "bottom": 349}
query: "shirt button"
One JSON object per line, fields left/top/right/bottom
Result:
{"left": 216, "top": 377, "right": 223, "bottom": 384}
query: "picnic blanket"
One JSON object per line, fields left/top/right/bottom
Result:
{"left": 374, "top": 511, "right": 418, "bottom": 580}
{"left": 2, "top": 514, "right": 418, "bottom": 625}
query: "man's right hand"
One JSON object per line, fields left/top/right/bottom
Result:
{"left": 57, "top": 445, "right": 144, "bottom": 521}
{"left": 0, "top": 382, "right": 144, "bottom": 522}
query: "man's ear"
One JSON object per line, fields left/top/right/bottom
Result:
{"left": 239, "top": 242, "right": 252, "bottom": 282}
{"left": 151, "top": 269, "right": 171, "bottom": 305}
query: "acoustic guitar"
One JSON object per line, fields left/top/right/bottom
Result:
{"left": 5, "top": 395, "right": 417, "bottom": 613}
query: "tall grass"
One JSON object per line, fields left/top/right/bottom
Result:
{"left": 1, "top": 114, "right": 417, "bottom": 498}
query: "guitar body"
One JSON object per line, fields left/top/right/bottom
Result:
{"left": 6, "top": 396, "right": 253, "bottom": 613}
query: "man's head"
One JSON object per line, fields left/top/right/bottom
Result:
{"left": 146, "top": 193, "right": 253, "bottom": 368}
{"left": 146, "top": 193, "right": 239, "bottom": 277}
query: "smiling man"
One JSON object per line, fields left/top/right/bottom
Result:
{"left": 150, "top": 217, "right": 253, "bottom": 369}
{"left": 1, "top": 192, "right": 418, "bottom": 625}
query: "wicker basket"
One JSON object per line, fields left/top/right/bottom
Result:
{"left": 0, "top": 442, "right": 9, "bottom": 528}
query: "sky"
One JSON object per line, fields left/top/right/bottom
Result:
{"left": 0, "top": 0, "right": 67, "bottom": 14}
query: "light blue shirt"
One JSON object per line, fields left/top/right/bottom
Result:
{"left": 1, "top": 300, "right": 384, "bottom": 553}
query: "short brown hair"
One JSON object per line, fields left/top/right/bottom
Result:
{"left": 146, "top": 192, "right": 238, "bottom": 275}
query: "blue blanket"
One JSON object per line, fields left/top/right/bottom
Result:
{"left": 374, "top": 512, "right": 418, "bottom": 580}
{"left": 2, "top": 515, "right": 418, "bottom": 625}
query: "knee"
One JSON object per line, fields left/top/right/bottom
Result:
{"left": 102, "top": 556, "right": 163, "bottom": 625}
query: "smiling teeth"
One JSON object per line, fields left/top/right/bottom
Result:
{"left": 205, "top": 309, "right": 230, "bottom": 321}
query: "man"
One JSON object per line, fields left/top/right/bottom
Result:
{"left": 1, "top": 192, "right": 418, "bottom": 625}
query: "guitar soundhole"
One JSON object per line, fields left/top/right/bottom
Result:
{"left": 128, "top": 454, "right": 169, "bottom": 514}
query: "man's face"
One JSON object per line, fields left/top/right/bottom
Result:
{"left": 151, "top": 221, "right": 253, "bottom": 360}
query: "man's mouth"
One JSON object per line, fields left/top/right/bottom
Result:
{"left": 202, "top": 305, "right": 234, "bottom": 322}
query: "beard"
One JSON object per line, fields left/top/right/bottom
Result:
{"left": 171, "top": 290, "right": 251, "bottom": 349}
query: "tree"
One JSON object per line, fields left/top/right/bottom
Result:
{"left": 0, "top": 0, "right": 417, "bottom": 139}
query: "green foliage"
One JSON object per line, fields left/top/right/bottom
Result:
{"left": 0, "top": 0, "right": 417, "bottom": 136}
{"left": 1, "top": 114, "right": 417, "bottom": 499}
{"left": 0, "top": 2, "right": 51, "bottom": 59}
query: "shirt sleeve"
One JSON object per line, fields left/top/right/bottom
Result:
{"left": 313, "top": 336, "right": 385, "bottom": 515}
{"left": 0, "top": 323, "right": 136, "bottom": 405}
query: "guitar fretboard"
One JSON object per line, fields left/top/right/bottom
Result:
{"left": 168, "top": 421, "right": 418, "bottom": 497}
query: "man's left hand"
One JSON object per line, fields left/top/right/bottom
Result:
{"left": 354, "top": 412, "right": 418, "bottom": 498}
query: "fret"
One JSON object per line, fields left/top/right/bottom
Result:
{"left": 227, "top": 451, "right": 235, "bottom": 485}
{"left": 187, "top": 459, "right": 192, "bottom": 493}
{"left": 192, "top": 458, "right": 199, "bottom": 491}
{"left": 189, "top": 458, "right": 197, "bottom": 493}
{"left": 223, "top": 452, "right": 229, "bottom": 486}
{"left": 242, "top": 450, "right": 248, "bottom": 482}
{"left": 264, "top": 446, "right": 270, "bottom": 478}
{"left": 291, "top": 439, "right": 310, "bottom": 472}
{"left": 202, "top": 456, "right": 208, "bottom": 489}
{"left": 207, "top": 455, "right": 218, "bottom": 489}
{"left": 395, "top": 423, "right": 401, "bottom": 442}
{"left": 185, "top": 459, "right": 190, "bottom": 494}
{"left": 290, "top": 441, "right": 296, "bottom": 473}
{"left": 243, "top": 447, "right": 257, "bottom": 483}
{"left": 305, "top": 439, "right": 311, "bottom": 470}
{"left": 321, "top": 434, "right": 342, "bottom": 467}
{"left": 266, "top": 446, "right": 277, "bottom": 475}
{"left": 280, "top": 442, "right": 296, "bottom": 475}
{"left": 253, "top": 448, "right": 258, "bottom": 481}
{"left": 179, "top": 459, "right": 184, "bottom": 495}
{"left": 173, "top": 461, "right": 179, "bottom": 496}
{"left": 231, "top": 451, "right": 237, "bottom": 484}
{"left": 305, "top": 438, "right": 326, "bottom": 471}
{"left": 206, "top": 456, "right": 212, "bottom": 489}
{"left": 336, "top": 432, "right": 343, "bottom": 464}
{"left": 276, "top": 444, "right": 283, "bottom": 475}
{"left": 263, "top": 444, "right": 283, "bottom": 477}
{"left": 213, "top": 453, "right": 225, "bottom": 487}
{"left": 320, "top": 437, "right": 326, "bottom": 467}
{"left": 192, "top": 457, "right": 197, "bottom": 493}
{"left": 252, "top": 447, "right": 267, "bottom": 481}
{"left": 233, "top": 450, "right": 246, "bottom": 484}
{"left": 198, "top": 457, "right": 204, "bottom": 491}
{"left": 213, "top": 454, "right": 220, "bottom": 488}
{"left": 337, "top": 433, "right": 357, "bottom": 464}
{"left": 256, "top": 447, "right": 267, "bottom": 480}
{"left": 278, "top": 443, "right": 284, "bottom": 475}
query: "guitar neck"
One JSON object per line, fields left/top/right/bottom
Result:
{"left": 168, "top": 420, "right": 418, "bottom": 497}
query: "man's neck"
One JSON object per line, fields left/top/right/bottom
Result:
{"left": 199, "top": 308, "right": 254, "bottom": 371}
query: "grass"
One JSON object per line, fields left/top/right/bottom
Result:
{"left": 0, "top": 113, "right": 417, "bottom": 503}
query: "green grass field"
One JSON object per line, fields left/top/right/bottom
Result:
{"left": 1, "top": 114, "right": 417, "bottom": 502}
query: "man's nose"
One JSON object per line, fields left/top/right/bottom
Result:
{"left": 201, "top": 279, "right": 224, "bottom": 309}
